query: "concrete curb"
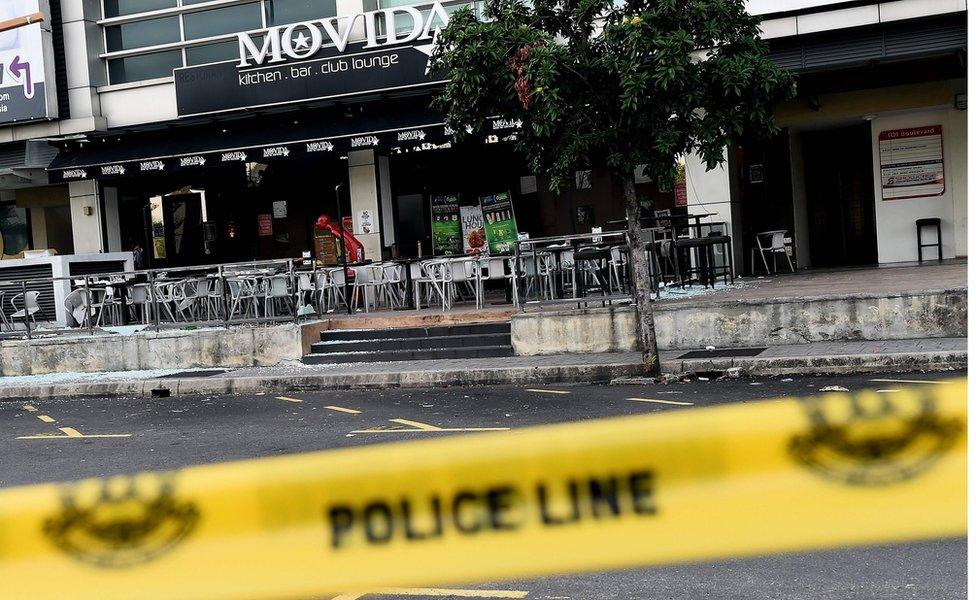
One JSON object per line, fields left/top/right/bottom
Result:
{"left": 662, "top": 350, "right": 967, "bottom": 377}
{"left": 0, "top": 349, "right": 964, "bottom": 400}
{"left": 0, "top": 361, "right": 649, "bottom": 400}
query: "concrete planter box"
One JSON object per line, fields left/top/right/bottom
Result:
{"left": 0, "top": 325, "right": 304, "bottom": 377}
{"left": 511, "top": 288, "right": 967, "bottom": 355}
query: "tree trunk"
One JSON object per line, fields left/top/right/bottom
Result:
{"left": 622, "top": 176, "right": 661, "bottom": 375}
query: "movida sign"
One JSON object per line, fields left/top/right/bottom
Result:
{"left": 237, "top": 2, "right": 450, "bottom": 67}
{"left": 174, "top": 3, "right": 451, "bottom": 117}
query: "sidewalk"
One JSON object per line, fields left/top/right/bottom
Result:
{"left": 0, "top": 338, "right": 964, "bottom": 400}
{"left": 660, "top": 337, "right": 967, "bottom": 376}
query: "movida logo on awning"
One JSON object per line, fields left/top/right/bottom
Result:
{"left": 237, "top": 2, "right": 451, "bottom": 67}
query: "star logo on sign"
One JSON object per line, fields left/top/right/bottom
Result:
{"left": 293, "top": 32, "right": 311, "bottom": 50}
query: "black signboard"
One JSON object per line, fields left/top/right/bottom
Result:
{"left": 175, "top": 40, "right": 442, "bottom": 118}
{"left": 48, "top": 123, "right": 453, "bottom": 183}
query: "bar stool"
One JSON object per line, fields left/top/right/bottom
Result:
{"left": 916, "top": 218, "right": 943, "bottom": 261}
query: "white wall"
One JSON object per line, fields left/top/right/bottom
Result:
{"left": 870, "top": 107, "right": 966, "bottom": 263}
{"left": 67, "top": 180, "right": 103, "bottom": 253}
{"left": 347, "top": 150, "right": 382, "bottom": 261}
{"left": 684, "top": 151, "right": 743, "bottom": 270}
{"left": 788, "top": 131, "right": 811, "bottom": 268}
{"left": 99, "top": 82, "right": 179, "bottom": 129}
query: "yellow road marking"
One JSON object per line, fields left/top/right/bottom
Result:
{"left": 334, "top": 588, "right": 528, "bottom": 599}
{"left": 325, "top": 405, "right": 362, "bottom": 414}
{"left": 17, "top": 427, "right": 132, "bottom": 440}
{"left": 628, "top": 397, "right": 694, "bottom": 406}
{"left": 22, "top": 404, "right": 37, "bottom": 412}
{"left": 390, "top": 418, "right": 442, "bottom": 431}
{"left": 526, "top": 388, "right": 569, "bottom": 394}
{"left": 870, "top": 378, "right": 949, "bottom": 385}
{"left": 876, "top": 389, "right": 902, "bottom": 393}
{"left": 352, "top": 418, "right": 509, "bottom": 434}
{"left": 36, "top": 415, "right": 55, "bottom": 423}
{"left": 277, "top": 396, "right": 303, "bottom": 403}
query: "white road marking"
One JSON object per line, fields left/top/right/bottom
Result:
{"left": 627, "top": 397, "right": 694, "bottom": 406}
{"left": 870, "top": 378, "right": 949, "bottom": 385}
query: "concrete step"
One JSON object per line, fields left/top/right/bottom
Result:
{"left": 301, "top": 344, "right": 516, "bottom": 365}
{"left": 320, "top": 321, "right": 510, "bottom": 342}
{"left": 311, "top": 333, "right": 512, "bottom": 353}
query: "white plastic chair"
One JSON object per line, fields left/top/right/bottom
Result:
{"left": 63, "top": 288, "right": 93, "bottom": 328}
{"left": 295, "top": 272, "right": 315, "bottom": 314}
{"left": 351, "top": 266, "right": 386, "bottom": 313}
{"left": 380, "top": 263, "right": 406, "bottom": 308}
{"left": 609, "top": 246, "right": 629, "bottom": 293}
{"left": 127, "top": 283, "right": 152, "bottom": 324}
{"left": 227, "top": 277, "right": 260, "bottom": 320}
{"left": 414, "top": 260, "right": 452, "bottom": 311}
{"left": 263, "top": 275, "right": 293, "bottom": 318}
{"left": 10, "top": 290, "right": 44, "bottom": 326}
{"left": 753, "top": 230, "right": 794, "bottom": 275}
{"left": 152, "top": 281, "right": 179, "bottom": 322}
{"left": 447, "top": 258, "right": 483, "bottom": 308}
{"left": 323, "top": 268, "right": 350, "bottom": 313}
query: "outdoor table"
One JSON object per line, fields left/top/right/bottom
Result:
{"left": 389, "top": 257, "right": 422, "bottom": 310}
{"left": 573, "top": 246, "right": 612, "bottom": 297}
{"left": 651, "top": 212, "right": 717, "bottom": 239}
{"left": 78, "top": 276, "right": 140, "bottom": 326}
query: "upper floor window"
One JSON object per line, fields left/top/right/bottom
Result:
{"left": 104, "top": 0, "right": 177, "bottom": 18}
{"left": 266, "top": 0, "right": 339, "bottom": 26}
{"left": 101, "top": 0, "right": 340, "bottom": 85}
{"left": 182, "top": 2, "right": 263, "bottom": 40}
{"left": 105, "top": 16, "right": 181, "bottom": 52}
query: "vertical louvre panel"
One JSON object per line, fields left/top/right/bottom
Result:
{"left": 50, "top": 0, "right": 70, "bottom": 119}
{"left": 767, "top": 16, "right": 966, "bottom": 71}
{"left": 0, "top": 265, "right": 56, "bottom": 322}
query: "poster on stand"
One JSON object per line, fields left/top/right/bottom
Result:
{"left": 460, "top": 205, "right": 486, "bottom": 254}
{"left": 480, "top": 192, "right": 518, "bottom": 255}
{"left": 431, "top": 194, "right": 462, "bottom": 255}
{"left": 879, "top": 126, "right": 945, "bottom": 200}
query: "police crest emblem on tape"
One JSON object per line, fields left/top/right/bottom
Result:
{"left": 43, "top": 473, "right": 199, "bottom": 568}
{"left": 789, "top": 388, "right": 962, "bottom": 486}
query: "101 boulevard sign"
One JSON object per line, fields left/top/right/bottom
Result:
{"left": 174, "top": 3, "right": 450, "bottom": 117}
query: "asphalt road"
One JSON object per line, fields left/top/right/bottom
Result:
{"left": 0, "top": 371, "right": 966, "bottom": 599}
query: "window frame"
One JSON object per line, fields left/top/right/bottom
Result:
{"left": 98, "top": 0, "right": 476, "bottom": 85}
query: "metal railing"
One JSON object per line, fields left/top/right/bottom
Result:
{"left": 513, "top": 231, "right": 635, "bottom": 310}
{"left": 0, "top": 257, "right": 347, "bottom": 340}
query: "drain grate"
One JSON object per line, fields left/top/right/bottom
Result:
{"left": 158, "top": 369, "right": 229, "bottom": 379}
{"left": 678, "top": 348, "right": 767, "bottom": 359}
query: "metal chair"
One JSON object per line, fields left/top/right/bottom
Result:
{"left": 752, "top": 230, "right": 794, "bottom": 275}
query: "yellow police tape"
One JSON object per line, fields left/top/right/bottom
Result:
{"left": 0, "top": 380, "right": 966, "bottom": 599}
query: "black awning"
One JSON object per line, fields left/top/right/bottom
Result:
{"left": 47, "top": 97, "right": 465, "bottom": 182}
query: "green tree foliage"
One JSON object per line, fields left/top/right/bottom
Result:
{"left": 430, "top": 0, "right": 795, "bottom": 371}
{"left": 431, "top": 0, "right": 794, "bottom": 186}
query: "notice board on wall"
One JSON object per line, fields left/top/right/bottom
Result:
{"left": 879, "top": 126, "right": 945, "bottom": 200}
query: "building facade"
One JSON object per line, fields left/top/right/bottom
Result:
{"left": 690, "top": 0, "right": 968, "bottom": 271}
{"left": 0, "top": 0, "right": 966, "bottom": 272}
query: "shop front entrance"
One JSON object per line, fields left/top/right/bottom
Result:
{"left": 801, "top": 123, "right": 878, "bottom": 268}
